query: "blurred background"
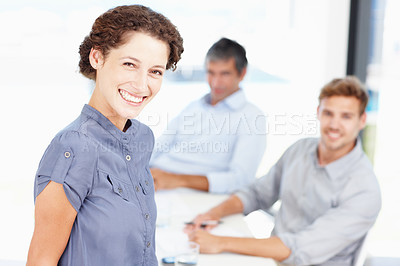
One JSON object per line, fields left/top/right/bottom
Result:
{"left": 0, "top": 0, "right": 399, "bottom": 263}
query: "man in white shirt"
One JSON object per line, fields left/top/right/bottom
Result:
{"left": 150, "top": 38, "right": 266, "bottom": 193}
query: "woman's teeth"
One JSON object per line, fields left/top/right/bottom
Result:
{"left": 119, "top": 90, "right": 144, "bottom": 103}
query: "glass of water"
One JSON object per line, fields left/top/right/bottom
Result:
{"left": 175, "top": 241, "right": 200, "bottom": 265}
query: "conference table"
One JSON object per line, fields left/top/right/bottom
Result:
{"left": 155, "top": 188, "right": 276, "bottom": 266}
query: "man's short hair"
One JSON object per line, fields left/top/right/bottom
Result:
{"left": 319, "top": 76, "right": 369, "bottom": 115}
{"left": 206, "top": 37, "right": 248, "bottom": 74}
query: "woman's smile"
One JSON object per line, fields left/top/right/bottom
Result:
{"left": 119, "top": 89, "right": 147, "bottom": 104}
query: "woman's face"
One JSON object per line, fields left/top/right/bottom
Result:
{"left": 89, "top": 31, "right": 169, "bottom": 130}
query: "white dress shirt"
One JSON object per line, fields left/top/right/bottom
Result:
{"left": 150, "top": 89, "right": 267, "bottom": 193}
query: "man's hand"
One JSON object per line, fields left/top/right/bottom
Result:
{"left": 189, "top": 230, "right": 291, "bottom": 261}
{"left": 150, "top": 168, "right": 183, "bottom": 191}
{"left": 184, "top": 211, "right": 221, "bottom": 233}
{"left": 188, "top": 229, "right": 225, "bottom": 254}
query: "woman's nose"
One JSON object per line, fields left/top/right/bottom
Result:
{"left": 133, "top": 70, "right": 148, "bottom": 91}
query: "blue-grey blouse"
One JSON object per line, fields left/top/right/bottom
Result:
{"left": 34, "top": 104, "right": 157, "bottom": 266}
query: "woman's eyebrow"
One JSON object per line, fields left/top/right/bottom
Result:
{"left": 120, "top": 56, "right": 141, "bottom": 62}
{"left": 120, "top": 56, "right": 166, "bottom": 69}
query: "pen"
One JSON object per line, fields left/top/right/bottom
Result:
{"left": 185, "top": 220, "right": 222, "bottom": 228}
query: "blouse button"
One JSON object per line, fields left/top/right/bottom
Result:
{"left": 145, "top": 180, "right": 149, "bottom": 186}
{"left": 145, "top": 213, "right": 150, "bottom": 219}
{"left": 135, "top": 186, "right": 139, "bottom": 192}
{"left": 64, "top": 152, "right": 71, "bottom": 158}
{"left": 147, "top": 242, "right": 151, "bottom": 248}
{"left": 118, "top": 187, "right": 123, "bottom": 193}
{"left": 126, "top": 155, "right": 131, "bottom": 161}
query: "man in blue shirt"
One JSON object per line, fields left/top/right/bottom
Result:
{"left": 186, "top": 76, "right": 381, "bottom": 266}
{"left": 150, "top": 38, "right": 266, "bottom": 193}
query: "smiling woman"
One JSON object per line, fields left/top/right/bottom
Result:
{"left": 88, "top": 31, "right": 170, "bottom": 130}
{"left": 26, "top": 5, "right": 183, "bottom": 266}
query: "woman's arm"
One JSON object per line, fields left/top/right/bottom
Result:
{"left": 27, "top": 181, "right": 77, "bottom": 266}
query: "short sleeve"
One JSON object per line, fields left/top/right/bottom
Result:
{"left": 34, "top": 131, "right": 97, "bottom": 212}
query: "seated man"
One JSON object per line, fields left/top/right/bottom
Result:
{"left": 150, "top": 38, "right": 266, "bottom": 193}
{"left": 186, "top": 76, "right": 381, "bottom": 265}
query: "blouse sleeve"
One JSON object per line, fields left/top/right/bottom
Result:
{"left": 34, "top": 131, "right": 97, "bottom": 212}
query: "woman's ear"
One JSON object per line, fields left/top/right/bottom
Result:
{"left": 89, "top": 48, "right": 104, "bottom": 69}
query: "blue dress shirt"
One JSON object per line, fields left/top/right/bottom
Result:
{"left": 150, "top": 89, "right": 267, "bottom": 193}
{"left": 236, "top": 138, "right": 381, "bottom": 266}
{"left": 34, "top": 104, "right": 157, "bottom": 266}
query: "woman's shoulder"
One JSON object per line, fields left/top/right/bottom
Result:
{"left": 36, "top": 128, "right": 98, "bottom": 185}
{"left": 49, "top": 117, "right": 99, "bottom": 159}
{"left": 53, "top": 129, "right": 89, "bottom": 145}
{"left": 44, "top": 131, "right": 96, "bottom": 166}
{"left": 53, "top": 115, "right": 98, "bottom": 147}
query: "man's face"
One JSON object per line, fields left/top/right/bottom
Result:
{"left": 317, "top": 95, "right": 367, "bottom": 156}
{"left": 206, "top": 58, "right": 246, "bottom": 105}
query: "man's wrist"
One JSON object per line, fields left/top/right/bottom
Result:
{"left": 207, "top": 208, "right": 222, "bottom": 221}
{"left": 217, "top": 236, "right": 230, "bottom": 253}
{"left": 175, "top": 173, "right": 187, "bottom": 187}
{"left": 173, "top": 174, "right": 209, "bottom": 191}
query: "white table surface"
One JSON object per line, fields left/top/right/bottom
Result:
{"left": 155, "top": 188, "right": 276, "bottom": 266}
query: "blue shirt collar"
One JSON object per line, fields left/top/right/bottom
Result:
{"left": 203, "top": 89, "right": 247, "bottom": 110}
{"left": 81, "top": 104, "right": 138, "bottom": 142}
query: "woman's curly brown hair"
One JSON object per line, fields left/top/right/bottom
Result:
{"left": 79, "top": 5, "right": 184, "bottom": 80}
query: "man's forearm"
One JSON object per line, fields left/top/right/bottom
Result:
{"left": 219, "top": 236, "right": 291, "bottom": 262}
{"left": 179, "top": 174, "right": 209, "bottom": 191}
{"left": 151, "top": 168, "right": 209, "bottom": 191}
{"left": 208, "top": 195, "right": 244, "bottom": 219}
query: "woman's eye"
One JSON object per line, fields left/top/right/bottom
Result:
{"left": 124, "top": 62, "right": 135, "bottom": 68}
{"left": 151, "top": 70, "right": 163, "bottom": 76}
